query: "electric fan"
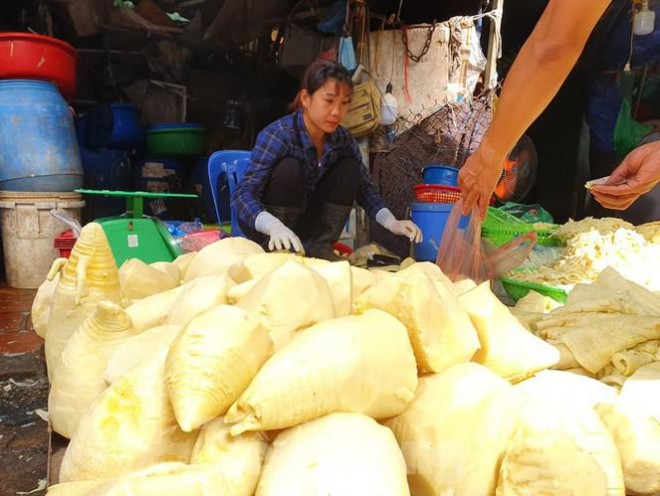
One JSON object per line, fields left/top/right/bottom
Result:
{"left": 494, "top": 134, "right": 538, "bottom": 203}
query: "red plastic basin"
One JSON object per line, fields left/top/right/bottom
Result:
{"left": 0, "top": 32, "right": 78, "bottom": 100}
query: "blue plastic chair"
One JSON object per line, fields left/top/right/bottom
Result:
{"left": 208, "top": 150, "right": 251, "bottom": 237}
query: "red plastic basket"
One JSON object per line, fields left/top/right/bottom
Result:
{"left": 414, "top": 184, "right": 462, "bottom": 204}
{"left": 413, "top": 184, "right": 496, "bottom": 205}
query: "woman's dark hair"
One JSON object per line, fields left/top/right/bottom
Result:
{"left": 290, "top": 59, "right": 353, "bottom": 111}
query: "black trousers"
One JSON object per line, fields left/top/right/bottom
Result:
{"left": 239, "top": 156, "right": 360, "bottom": 243}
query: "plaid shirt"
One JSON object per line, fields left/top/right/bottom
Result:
{"left": 233, "top": 111, "right": 386, "bottom": 228}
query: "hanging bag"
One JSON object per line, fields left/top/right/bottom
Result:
{"left": 342, "top": 78, "right": 381, "bottom": 137}
{"left": 613, "top": 70, "right": 653, "bottom": 160}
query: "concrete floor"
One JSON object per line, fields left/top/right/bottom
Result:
{"left": 0, "top": 284, "right": 49, "bottom": 496}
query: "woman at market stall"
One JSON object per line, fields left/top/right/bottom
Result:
{"left": 591, "top": 139, "right": 660, "bottom": 210}
{"left": 457, "top": 0, "right": 612, "bottom": 218}
{"left": 232, "top": 59, "right": 422, "bottom": 260}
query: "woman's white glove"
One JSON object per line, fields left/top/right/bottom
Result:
{"left": 376, "top": 208, "right": 423, "bottom": 243}
{"left": 255, "top": 211, "right": 304, "bottom": 253}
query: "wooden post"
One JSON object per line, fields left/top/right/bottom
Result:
{"left": 484, "top": 0, "right": 504, "bottom": 90}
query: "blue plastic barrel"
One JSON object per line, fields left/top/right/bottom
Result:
{"left": 0, "top": 80, "right": 83, "bottom": 191}
{"left": 410, "top": 202, "right": 454, "bottom": 262}
{"left": 79, "top": 146, "right": 133, "bottom": 219}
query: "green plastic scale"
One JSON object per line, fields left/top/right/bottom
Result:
{"left": 76, "top": 189, "right": 198, "bottom": 267}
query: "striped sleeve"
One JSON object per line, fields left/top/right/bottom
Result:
{"left": 232, "top": 122, "right": 290, "bottom": 228}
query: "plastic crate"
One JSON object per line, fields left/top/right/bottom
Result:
{"left": 482, "top": 226, "right": 562, "bottom": 247}
{"left": 482, "top": 207, "right": 528, "bottom": 229}
{"left": 500, "top": 273, "right": 569, "bottom": 304}
{"left": 482, "top": 207, "right": 561, "bottom": 247}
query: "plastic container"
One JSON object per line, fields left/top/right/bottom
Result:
{"left": 0, "top": 32, "right": 78, "bottom": 100}
{"left": 414, "top": 184, "right": 462, "bottom": 204}
{"left": 145, "top": 123, "right": 205, "bottom": 156}
{"left": 0, "top": 192, "right": 84, "bottom": 288}
{"left": 0, "top": 80, "right": 83, "bottom": 192}
{"left": 410, "top": 202, "right": 453, "bottom": 262}
{"left": 54, "top": 229, "right": 77, "bottom": 258}
{"left": 422, "top": 165, "right": 459, "bottom": 186}
{"left": 109, "top": 104, "right": 143, "bottom": 149}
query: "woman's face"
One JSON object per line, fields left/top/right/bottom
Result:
{"left": 301, "top": 79, "right": 351, "bottom": 134}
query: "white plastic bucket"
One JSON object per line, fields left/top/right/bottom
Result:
{"left": 0, "top": 192, "right": 84, "bottom": 288}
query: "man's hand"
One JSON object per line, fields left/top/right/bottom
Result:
{"left": 458, "top": 145, "right": 504, "bottom": 220}
{"left": 591, "top": 140, "right": 660, "bottom": 210}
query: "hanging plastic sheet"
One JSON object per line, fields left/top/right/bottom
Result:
{"left": 614, "top": 70, "right": 653, "bottom": 160}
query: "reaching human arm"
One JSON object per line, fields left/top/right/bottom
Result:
{"left": 348, "top": 134, "right": 422, "bottom": 242}
{"left": 232, "top": 122, "right": 288, "bottom": 229}
{"left": 591, "top": 140, "right": 660, "bottom": 209}
{"left": 458, "top": 0, "right": 612, "bottom": 218}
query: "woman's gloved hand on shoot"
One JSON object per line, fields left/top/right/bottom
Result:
{"left": 376, "top": 208, "right": 423, "bottom": 243}
{"left": 255, "top": 211, "right": 304, "bottom": 253}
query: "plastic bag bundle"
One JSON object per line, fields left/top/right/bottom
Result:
{"left": 436, "top": 200, "right": 537, "bottom": 283}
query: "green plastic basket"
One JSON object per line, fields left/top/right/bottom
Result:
{"left": 500, "top": 271, "right": 569, "bottom": 304}
{"left": 482, "top": 207, "right": 561, "bottom": 247}
{"left": 483, "top": 207, "right": 528, "bottom": 229}
{"left": 482, "top": 226, "right": 562, "bottom": 247}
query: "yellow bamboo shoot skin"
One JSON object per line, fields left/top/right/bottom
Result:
{"left": 165, "top": 305, "right": 273, "bottom": 432}
{"left": 59, "top": 349, "right": 198, "bottom": 482}
{"left": 32, "top": 258, "right": 66, "bottom": 338}
{"left": 45, "top": 223, "right": 122, "bottom": 379}
{"left": 119, "top": 258, "right": 180, "bottom": 300}
{"left": 234, "top": 260, "right": 336, "bottom": 350}
{"left": 256, "top": 413, "right": 410, "bottom": 496}
{"left": 225, "top": 309, "right": 418, "bottom": 434}
{"left": 354, "top": 269, "right": 480, "bottom": 373}
{"left": 49, "top": 302, "right": 139, "bottom": 439}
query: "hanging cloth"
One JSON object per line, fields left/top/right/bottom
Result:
{"left": 339, "top": 37, "right": 358, "bottom": 72}
{"left": 338, "top": 0, "right": 358, "bottom": 72}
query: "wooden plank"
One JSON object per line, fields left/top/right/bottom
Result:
{"left": 47, "top": 431, "right": 68, "bottom": 486}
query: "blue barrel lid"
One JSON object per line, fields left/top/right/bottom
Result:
{"left": 146, "top": 122, "right": 204, "bottom": 133}
{"left": 410, "top": 202, "right": 454, "bottom": 212}
{"left": 0, "top": 79, "right": 58, "bottom": 91}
